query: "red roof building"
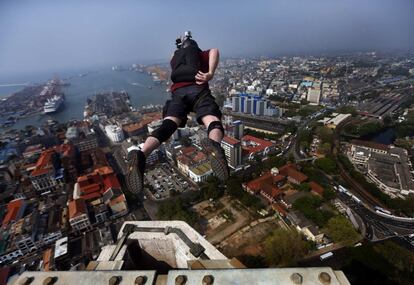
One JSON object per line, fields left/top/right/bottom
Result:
{"left": 241, "top": 135, "right": 275, "bottom": 159}
{"left": 244, "top": 172, "right": 285, "bottom": 194}
{"left": 68, "top": 199, "right": 87, "bottom": 220}
{"left": 222, "top": 135, "right": 240, "bottom": 146}
{"left": 31, "top": 149, "right": 56, "bottom": 177}
{"left": 1, "top": 199, "right": 25, "bottom": 228}
{"left": 243, "top": 164, "right": 308, "bottom": 205}
{"left": 68, "top": 198, "right": 91, "bottom": 232}
{"left": 260, "top": 184, "right": 282, "bottom": 204}
{"left": 278, "top": 164, "right": 308, "bottom": 185}
{"left": 76, "top": 166, "right": 121, "bottom": 201}
{"left": 30, "top": 144, "right": 77, "bottom": 194}
{"left": 309, "top": 181, "right": 324, "bottom": 196}
{"left": 177, "top": 146, "right": 209, "bottom": 173}
{"left": 272, "top": 203, "right": 288, "bottom": 217}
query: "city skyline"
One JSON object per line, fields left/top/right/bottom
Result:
{"left": 1, "top": 0, "right": 414, "bottom": 76}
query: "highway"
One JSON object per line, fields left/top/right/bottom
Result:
{"left": 288, "top": 111, "right": 414, "bottom": 244}
{"left": 337, "top": 192, "right": 414, "bottom": 242}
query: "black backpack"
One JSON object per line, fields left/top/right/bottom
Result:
{"left": 171, "top": 39, "right": 201, "bottom": 83}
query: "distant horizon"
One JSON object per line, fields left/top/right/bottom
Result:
{"left": 2, "top": 47, "right": 414, "bottom": 83}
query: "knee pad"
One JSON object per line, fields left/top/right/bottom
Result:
{"left": 150, "top": 119, "right": 178, "bottom": 143}
{"left": 207, "top": 121, "right": 224, "bottom": 136}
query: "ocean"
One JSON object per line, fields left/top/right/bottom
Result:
{"left": 0, "top": 68, "right": 170, "bottom": 130}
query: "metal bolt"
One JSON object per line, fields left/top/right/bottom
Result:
{"left": 175, "top": 275, "right": 187, "bottom": 285}
{"left": 202, "top": 275, "right": 214, "bottom": 285}
{"left": 43, "top": 277, "right": 58, "bottom": 285}
{"left": 318, "top": 272, "right": 331, "bottom": 284}
{"left": 20, "top": 276, "right": 34, "bottom": 285}
{"left": 290, "top": 273, "right": 303, "bottom": 284}
{"left": 109, "top": 276, "right": 122, "bottom": 285}
{"left": 135, "top": 276, "right": 146, "bottom": 285}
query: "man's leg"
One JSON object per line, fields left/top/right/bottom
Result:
{"left": 140, "top": 116, "right": 181, "bottom": 156}
{"left": 201, "top": 115, "right": 224, "bottom": 143}
{"left": 126, "top": 116, "right": 181, "bottom": 194}
{"left": 192, "top": 89, "right": 229, "bottom": 182}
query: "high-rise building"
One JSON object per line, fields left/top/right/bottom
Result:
{"left": 232, "top": 120, "right": 244, "bottom": 140}
{"left": 221, "top": 136, "right": 242, "bottom": 169}
{"left": 307, "top": 88, "right": 321, "bottom": 105}
{"left": 231, "top": 96, "right": 240, "bottom": 112}
{"left": 105, "top": 125, "right": 124, "bottom": 142}
{"left": 230, "top": 93, "right": 281, "bottom": 117}
{"left": 257, "top": 100, "right": 266, "bottom": 116}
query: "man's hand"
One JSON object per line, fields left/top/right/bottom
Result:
{"left": 195, "top": 71, "right": 213, "bottom": 85}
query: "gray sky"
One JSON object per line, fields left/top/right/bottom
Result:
{"left": 1, "top": 0, "right": 413, "bottom": 76}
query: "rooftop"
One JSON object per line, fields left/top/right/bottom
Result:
{"left": 222, "top": 135, "right": 240, "bottom": 146}
{"left": 241, "top": 135, "right": 274, "bottom": 155}
{"left": 351, "top": 139, "right": 389, "bottom": 151}
{"left": 68, "top": 199, "right": 87, "bottom": 220}
{"left": 2, "top": 200, "right": 24, "bottom": 228}
{"left": 189, "top": 161, "right": 212, "bottom": 176}
{"left": 279, "top": 164, "right": 308, "bottom": 183}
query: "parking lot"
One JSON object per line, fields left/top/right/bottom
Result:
{"left": 144, "top": 162, "right": 196, "bottom": 200}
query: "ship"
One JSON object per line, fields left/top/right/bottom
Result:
{"left": 44, "top": 95, "right": 64, "bottom": 114}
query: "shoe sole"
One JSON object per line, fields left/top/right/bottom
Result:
{"left": 201, "top": 138, "right": 229, "bottom": 182}
{"left": 126, "top": 151, "right": 144, "bottom": 194}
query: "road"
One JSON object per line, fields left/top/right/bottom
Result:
{"left": 289, "top": 113, "right": 414, "bottom": 244}
{"left": 337, "top": 192, "right": 414, "bottom": 242}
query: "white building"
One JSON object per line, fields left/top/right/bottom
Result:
{"left": 307, "top": 88, "right": 321, "bottom": 105}
{"left": 105, "top": 125, "right": 124, "bottom": 142}
{"left": 188, "top": 162, "right": 213, "bottom": 183}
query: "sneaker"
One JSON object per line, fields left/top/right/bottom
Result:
{"left": 126, "top": 150, "right": 146, "bottom": 194}
{"left": 201, "top": 138, "right": 229, "bottom": 182}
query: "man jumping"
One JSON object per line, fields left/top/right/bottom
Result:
{"left": 126, "top": 31, "right": 229, "bottom": 193}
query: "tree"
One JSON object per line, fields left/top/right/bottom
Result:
{"left": 374, "top": 241, "right": 414, "bottom": 274}
{"left": 337, "top": 105, "right": 357, "bottom": 116}
{"left": 324, "top": 216, "right": 360, "bottom": 246}
{"left": 200, "top": 176, "right": 223, "bottom": 200}
{"left": 323, "top": 187, "right": 336, "bottom": 201}
{"left": 264, "top": 228, "right": 309, "bottom": 266}
{"left": 293, "top": 196, "right": 334, "bottom": 227}
{"left": 316, "top": 126, "right": 334, "bottom": 144}
{"left": 157, "top": 198, "right": 198, "bottom": 226}
{"left": 226, "top": 176, "right": 263, "bottom": 210}
{"left": 358, "top": 122, "right": 383, "bottom": 137}
{"left": 226, "top": 176, "right": 243, "bottom": 196}
{"left": 318, "top": 142, "right": 332, "bottom": 155}
{"left": 314, "top": 157, "right": 337, "bottom": 174}
{"left": 298, "top": 182, "right": 311, "bottom": 192}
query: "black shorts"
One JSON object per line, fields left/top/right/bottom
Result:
{"left": 163, "top": 85, "right": 222, "bottom": 128}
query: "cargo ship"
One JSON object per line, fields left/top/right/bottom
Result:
{"left": 44, "top": 95, "right": 64, "bottom": 114}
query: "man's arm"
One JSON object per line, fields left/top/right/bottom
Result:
{"left": 196, "top": 48, "right": 220, "bottom": 84}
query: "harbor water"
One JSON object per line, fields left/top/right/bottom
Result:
{"left": 0, "top": 68, "right": 170, "bottom": 129}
